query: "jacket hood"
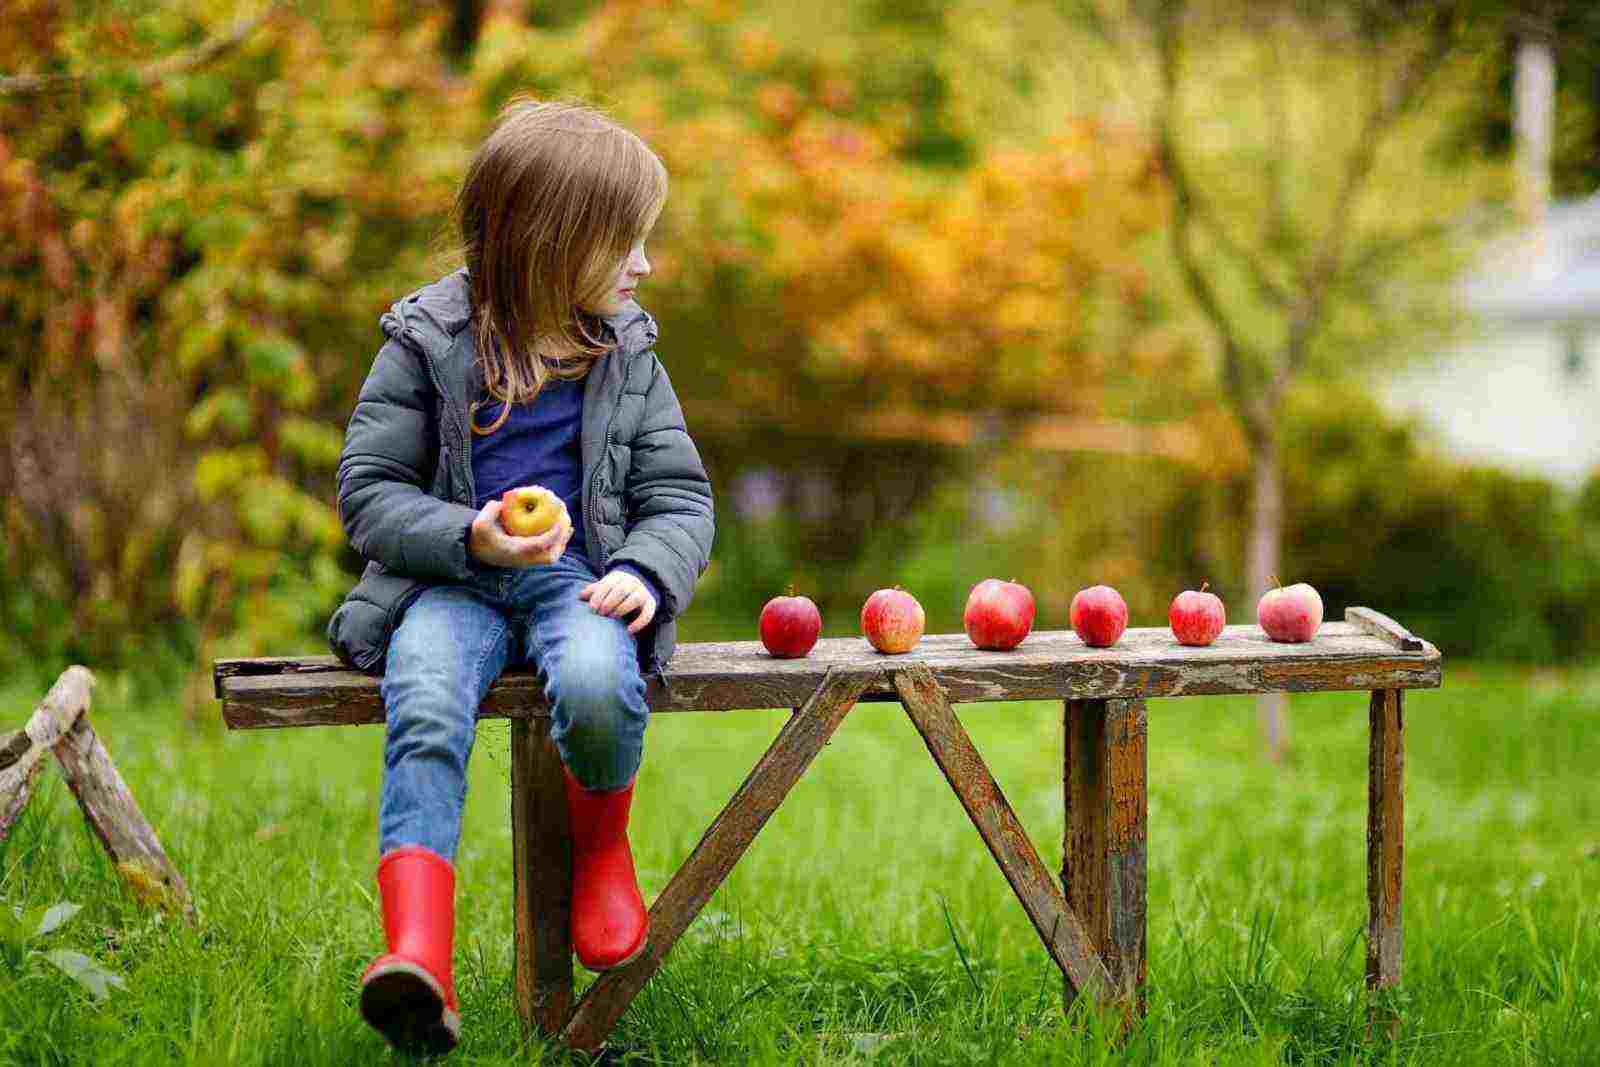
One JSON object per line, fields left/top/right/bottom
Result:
{"left": 377, "top": 266, "right": 659, "bottom": 362}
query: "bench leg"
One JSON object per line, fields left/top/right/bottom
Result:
{"left": 1063, "top": 698, "right": 1147, "bottom": 1021}
{"left": 1367, "top": 688, "right": 1403, "bottom": 1033}
{"left": 510, "top": 716, "right": 572, "bottom": 1037}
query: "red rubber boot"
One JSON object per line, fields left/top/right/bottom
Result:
{"left": 563, "top": 765, "right": 649, "bottom": 971}
{"left": 358, "top": 845, "right": 461, "bottom": 1054}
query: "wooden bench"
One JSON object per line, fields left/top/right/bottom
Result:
{"left": 213, "top": 606, "right": 1440, "bottom": 1051}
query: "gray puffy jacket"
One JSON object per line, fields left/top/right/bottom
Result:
{"left": 326, "top": 268, "right": 715, "bottom": 683}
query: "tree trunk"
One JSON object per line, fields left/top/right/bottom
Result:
{"left": 445, "top": 0, "right": 486, "bottom": 62}
{"left": 1513, "top": 28, "right": 1555, "bottom": 231}
{"left": 1247, "top": 430, "right": 1289, "bottom": 761}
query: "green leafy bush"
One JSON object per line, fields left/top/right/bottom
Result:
{"left": 693, "top": 391, "right": 1599, "bottom": 664}
{"left": 1284, "top": 387, "right": 1600, "bottom": 661}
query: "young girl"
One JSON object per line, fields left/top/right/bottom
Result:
{"left": 326, "top": 97, "right": 715, "bottom": 1055}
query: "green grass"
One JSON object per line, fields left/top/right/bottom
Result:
{"left": 2, "top": 660, "right": 1598, "bottom": 1064}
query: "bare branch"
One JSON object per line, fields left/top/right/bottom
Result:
{"left": 1153, "top": 1, "right": 1272, "bottom": 440}
{"left": 1263, "top": 13, "right": 1294, "bottom": 256}
{"left": 1343, "top": 218, "right": 1455, "bottom": 282}
{"left": 1161, "top": 7, "right": 1294, "bottom": 313}
{"left": 1190, "top": 187, "right": 1294, "bottom": 308}
{"left": 0, "top": 5, "right": 284, "bottom": 98}
{"left": 1282, "top": 12, "right": 1457, "bottom": 379}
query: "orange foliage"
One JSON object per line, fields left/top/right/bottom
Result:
{"left": 476, "top": 2, "right": 1199, "bottom": 420}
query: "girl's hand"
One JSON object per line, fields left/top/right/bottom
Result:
{"left": 579, "top": 571, "right": 657, "bottom": 634}
{"left": 469, "top": 498, "right": 572, "bottom": 568}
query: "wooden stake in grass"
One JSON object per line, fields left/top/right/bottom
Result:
{"left": 0, "top": 666, "right": 94, "bottom": 838}
{"left": 0, "top": 665, "right": 194, "bottom": 919}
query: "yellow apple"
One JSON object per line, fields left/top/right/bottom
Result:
{"left": 499, "top": 485, "right": 562, "bottom": 537}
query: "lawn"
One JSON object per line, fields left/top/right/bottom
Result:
{"left": 2, "top": 659, "right": 1597, "bottom": 1064}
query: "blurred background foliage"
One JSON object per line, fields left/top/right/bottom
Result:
{"left": 1, "top": 0, "right": 1597, "bottom": 711}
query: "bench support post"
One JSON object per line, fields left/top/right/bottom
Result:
{"left": 1063, "top": 698, "right": 1148, "bottom": 1020}
{"left": 510, "top": 716, "right": 572, "bottom": 1037}
{"left": 1366, "top": 688, "right": 1403, "bottom": 1033}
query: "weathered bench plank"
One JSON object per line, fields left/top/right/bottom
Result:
{"left": 1345, "top": 607, "right": 1425, "bottom": 652}
{"left": 215, "top": 618, "right": 1441, "bottom": 729}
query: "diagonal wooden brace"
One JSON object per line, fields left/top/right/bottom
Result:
{"left": 557, "top": 666, "right": 877, "bottom": 1052}
{"left": 892, "top": 664, "right": 1115, "bottom": 1003}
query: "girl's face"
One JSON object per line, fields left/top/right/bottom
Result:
{"left": 583, "top": 240, "right": 652, "bottom": 317}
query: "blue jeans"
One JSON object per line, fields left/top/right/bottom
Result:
{"left": 377, "top": 551, "right": 650, "bottom": 862}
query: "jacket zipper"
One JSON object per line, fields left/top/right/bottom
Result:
{"left": 372, "top": 327, "right": 461, "bottom": 650}
{"left": 586, "top": 426, "right": 612, "bottom": 568}
{"left": 650, "top": 649, "right": 670, "bottom": 696}
{"left": 586, "top": 354, "right": 629, "bottom": 569}
{"left": 410, "top": 326, "right": 473, "bottom": 505}
{"left": 585, "top": 353, "right": 668, "bottom": 689}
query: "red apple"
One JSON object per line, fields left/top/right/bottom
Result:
{"left": 860, "top": 587, "right": 925, "bottom": 654}
{"left": 1169, "top": 582, "right": 1226, "bottom": 646}
{"left": 1257, "top": 581, "right": 1323, "bottom": 643}
{"left": 499, "top": 485, "right": 562, "bottom": 537}
{"left": 964, "top": 578, "right": 1035, "bottom": 651}
{"left": 1070, "top": 585, "right": 1128, "bottom": 648}
{"left": 759, "top": 592, "right": 822, "bottom": 658}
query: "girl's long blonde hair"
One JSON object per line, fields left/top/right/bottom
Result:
{"left": 454, "top": 97, "right": 667, "bottom": 436}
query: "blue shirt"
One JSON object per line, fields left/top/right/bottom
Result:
{"left": 471, "top": 376, "right": 588, "bottom": 560}
{"left": 468, "top": 372, "right": 661, "bottom": 609}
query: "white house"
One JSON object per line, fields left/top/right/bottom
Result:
{"left": 1384, "top": 193, "right": 1600, "bottom": 489}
